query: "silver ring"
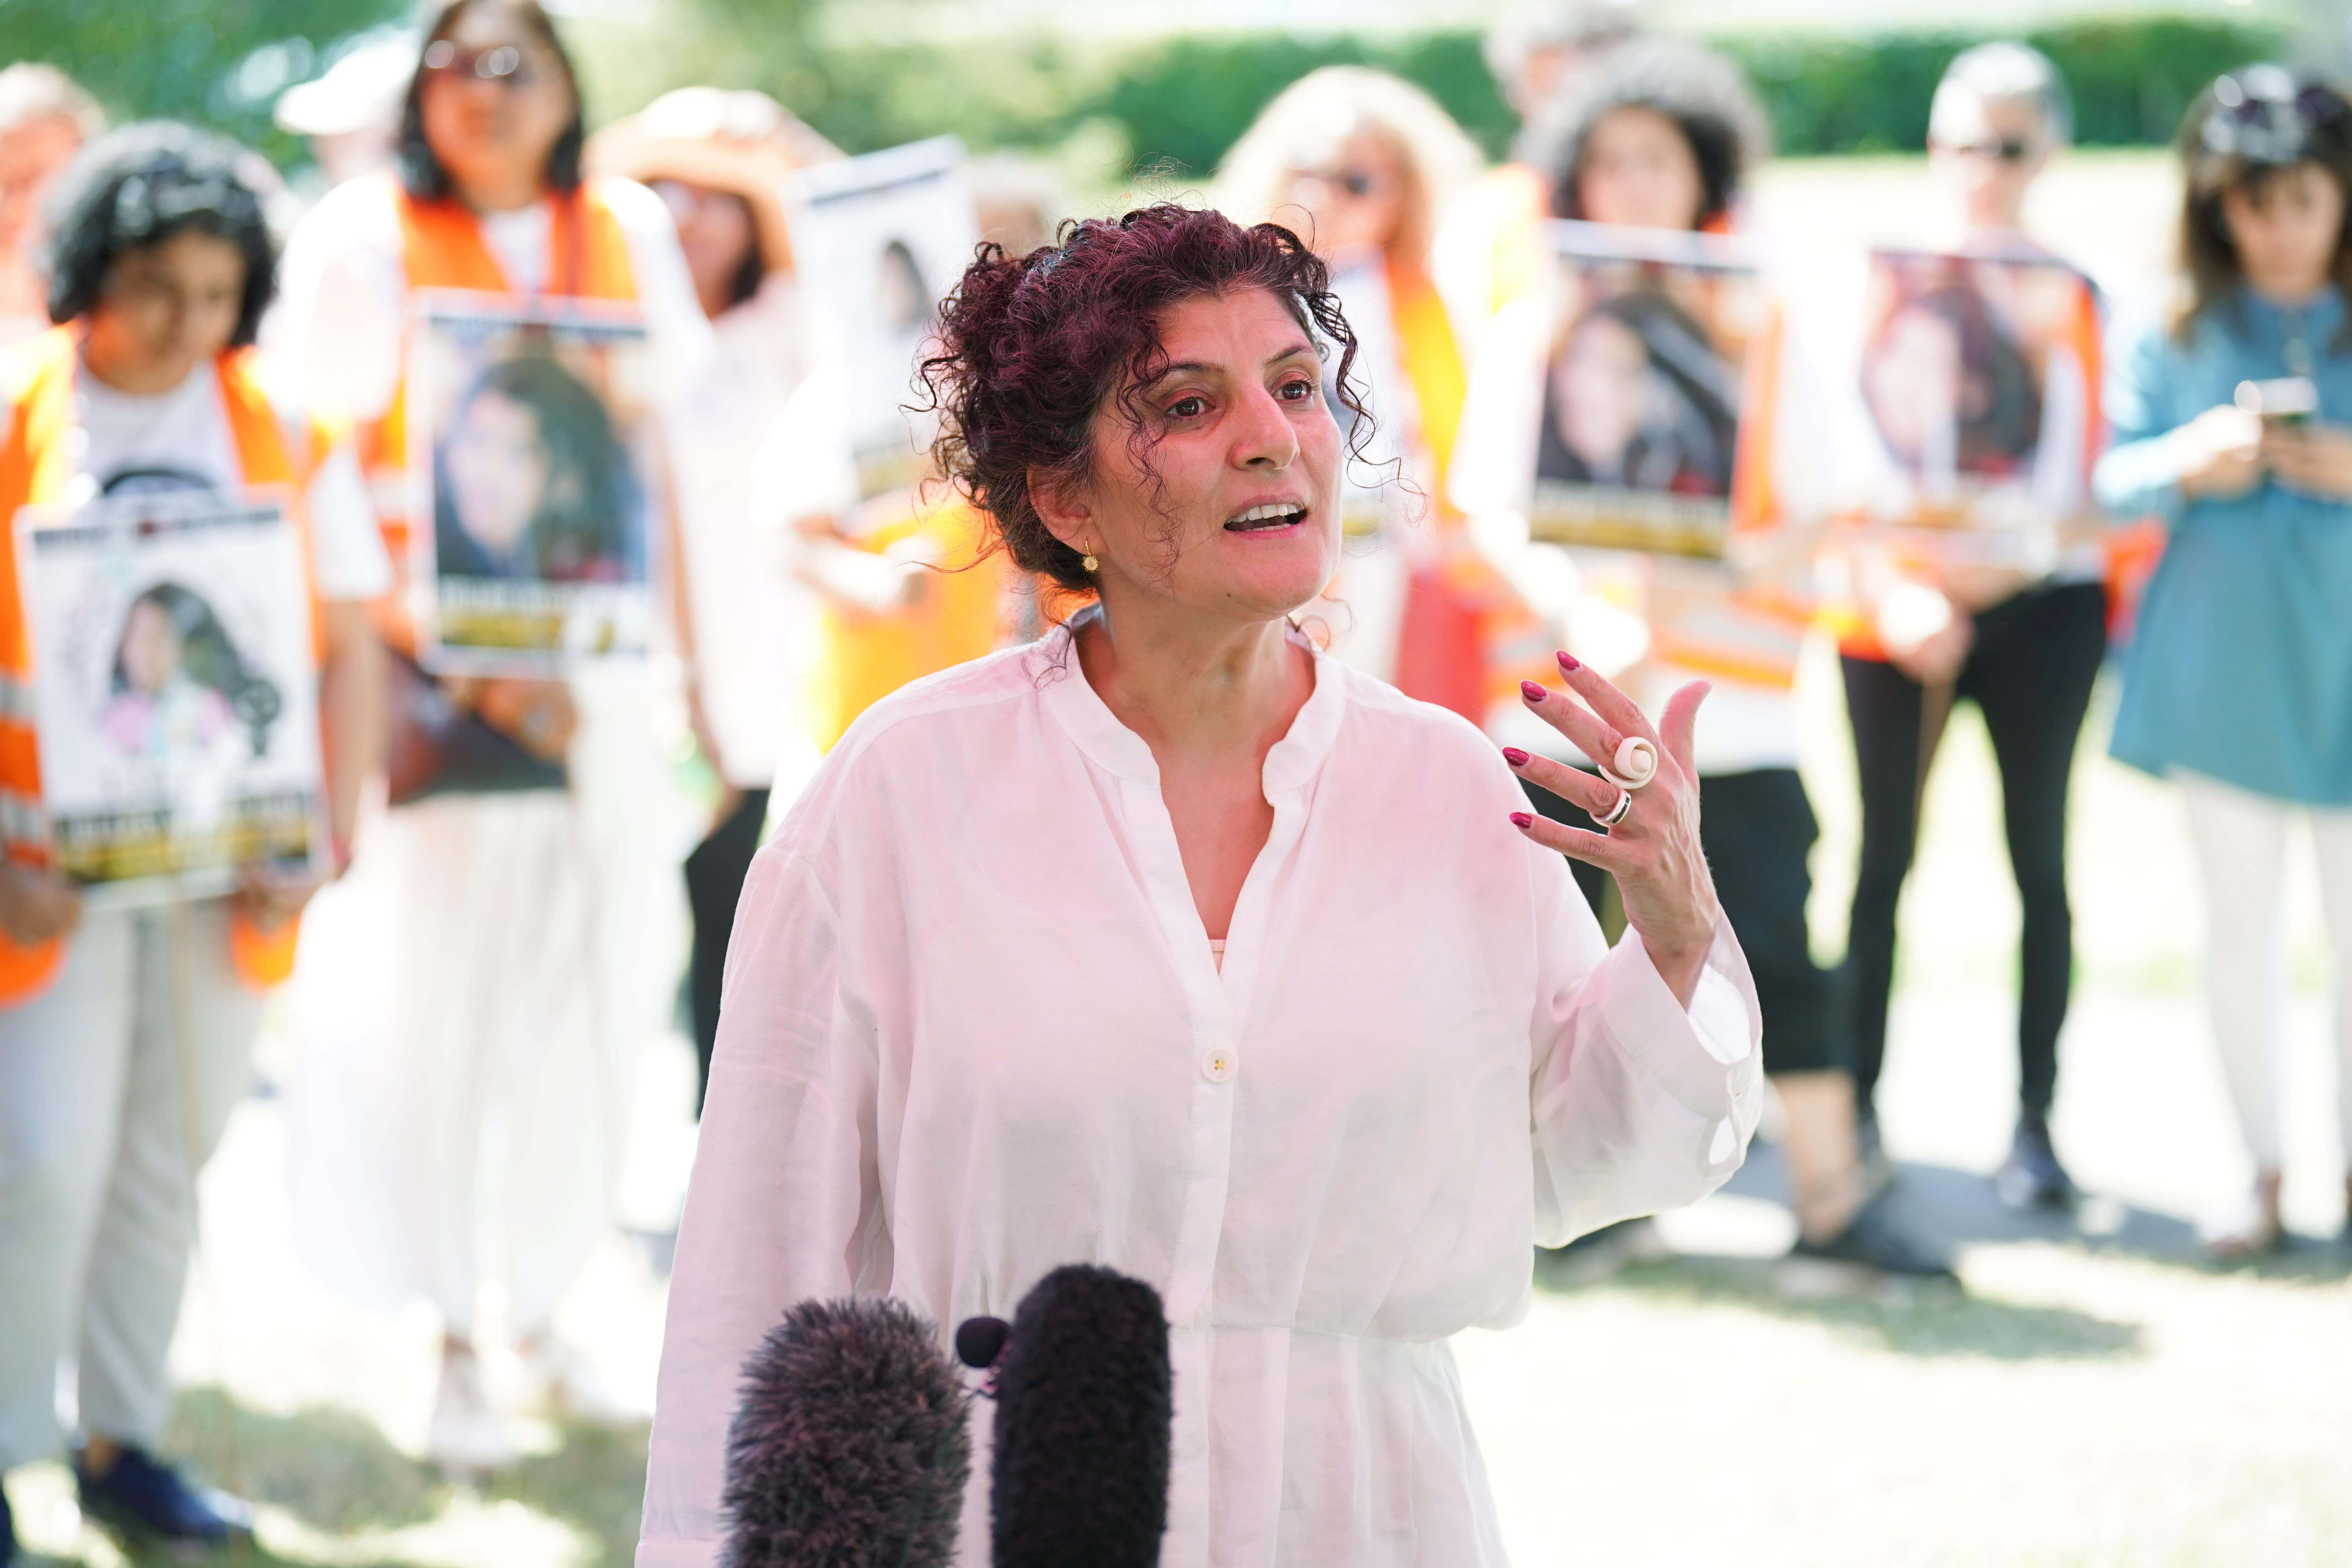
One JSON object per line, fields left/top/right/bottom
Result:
{"left": 1596, "top": 788, "right": 1634, "bottom": 829}
{"left": 1598, "top": 736, "right": 1658, "bottom": 792}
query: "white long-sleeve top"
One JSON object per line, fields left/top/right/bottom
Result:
{"left": 638, "top": 619, "right": 1764, "bottom": 1568}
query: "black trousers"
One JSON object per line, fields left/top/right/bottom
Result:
{"left": 1523, "top": 765, "right": 1838, "bottom": 1075}
{"left": 683, "top": 786, "right": 770, "bottom": 1115}
{"left": 1838, "top": 581, "right": 2107, "bottom": 1123}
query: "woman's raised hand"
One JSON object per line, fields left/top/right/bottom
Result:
{"left": 1503, "top": 653, "right": 1721, "bottom": 1006}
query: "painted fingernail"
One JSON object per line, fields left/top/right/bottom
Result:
{"left": 1521, "top": 679, "right": 1546, "bottom": 702}
{"left": 1510, "top": 811, "right": 1534, "bottom": 829}
{"left": 1502, "top": 746, "right": 1530, "bottom": 766}
{"left": 1556, "top": 651, "right": 1581, "bottom": 672}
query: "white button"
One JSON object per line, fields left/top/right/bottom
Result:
{"left": 1199, "top": 1047, "right": 1238, "bottom": 1084}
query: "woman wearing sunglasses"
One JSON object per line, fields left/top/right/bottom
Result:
{"left": 2098, "top": 69, "right": 2352, "bottom": 1257}
{"left": 267, "top": 0, "right": 711, "bottom": 1470}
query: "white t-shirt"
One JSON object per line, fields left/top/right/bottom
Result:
{"left": 0, "top": 356, "right": 391, "bottom": 602}
{"left": 262, "top": 173, "right": 712, "bottom": 432}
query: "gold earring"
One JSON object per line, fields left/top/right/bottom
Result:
{"left": 1082, "top": 552, "right": 1099, "bottom": 573}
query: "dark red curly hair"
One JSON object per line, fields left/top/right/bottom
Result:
{"left": 920, "top": 204, "right": 1366, "bottom": 595}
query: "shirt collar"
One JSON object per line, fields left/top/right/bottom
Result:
{"left": 1032, "top": 607, "right": 1348, "bottom": 796}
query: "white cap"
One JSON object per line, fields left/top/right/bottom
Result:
{"left": 275, "top": 36, "right": 417, "bottom": 138}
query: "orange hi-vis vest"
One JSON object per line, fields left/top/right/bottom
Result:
{"left": 1647, "top": 296, "right": 1815, "bottom": 691}
{"left": 0, "top": 327, "right": 331, "bottom": 1004}
{"left": 356, "top": 176, "right": 639, "bottom": 649}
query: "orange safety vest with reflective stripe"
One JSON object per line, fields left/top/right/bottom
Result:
{"left": 0, "top": 326, "right": 331, "bottom": 1004}
{"left": 354, "top": 176, "right": 639, "bottom": 649}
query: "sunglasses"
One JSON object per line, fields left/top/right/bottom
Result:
{"left": 1301, "top": 167, "right": 1385, "bottom": 200}
{"left": 2204, "top": 70, "right": 2348, "bottom": 160}
{"left": 1947, "top": 136, "right": 2035, "bottom": 164}
{"left": 421, "top": 39, "right": 543, "bottom": 88}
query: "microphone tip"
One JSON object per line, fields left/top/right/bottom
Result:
{"left": 954, "top": 1315, "right": 1010, "bottom": 1370}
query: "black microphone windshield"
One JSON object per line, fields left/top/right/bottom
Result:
{"left": 991, "top": 1265, "right": 1172, "bottom": 1568}
{"left": 954, "top": 1316, "right": 1010, "bottom": 1370}
{"left": 722, "top": 1297, "right": 971, "bottom": 1568}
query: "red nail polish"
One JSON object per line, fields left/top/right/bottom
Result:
{"left": 1556, "top": 651, "right": 1581, "bottom": 672}
{"left": 1510, "top": 811, "right": 1534, "bottom": 829}
{"left": 1521, "top": 680, "right": 1546, "bottom": 702}
{"left": 1502, "top": 746, "right": 1530, "bottom": 766}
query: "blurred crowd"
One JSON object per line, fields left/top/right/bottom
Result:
{"left": 4, "top": 0, "right": 2352, "bottom": 1558}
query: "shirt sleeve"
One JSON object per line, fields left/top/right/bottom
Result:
{"left": 2093, "top": 313, "right": 2189, "bottom": 523}
{"left": 637, "top": 846, "right": 887, "bottom": 1568}
{"left": 597, "top": 175, "right": 717, "bottom": 413}
{"left": 301, "top": 437, "right": 393, "bottom": 602}
{"left": 260, "top": 179, "right": 407, "bottom": 426}
{"left": 1523, "top": 849, "right": 1764, "bottom": 1246}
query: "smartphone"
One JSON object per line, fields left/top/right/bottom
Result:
{"left": 2235, "top": 376, "right": 2318, "bottom": 427}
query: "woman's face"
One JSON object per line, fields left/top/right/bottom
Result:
{"left": 2221, "top": 162, "right": 2348, "bottom": 301}
{"left": 1052, "top": 286, "right": 1343, "bottom": 625}
{"left": 83, "top": 228, "right": 247, "bottom": 396}
{"left": 417, "top": 7, "right": 576, "bottom": 203}
{"left": 1576, "top": 105, "right": 1707, "bottom": 231}
{"left": 653, "top": 178, "right": 759, "bottom": 320}
{"left": 446, "top": 387, "right": 548, "bottom": 555}
{"left": 1280, "top": 131, "right": 1408, "bottom": 259}
{"left": 1555, "top": 312, "right": 1650, "bottom": 471}
{"left": 1865, "top": 306, "right": 1962, "bottom": 461}
{"left": 120, "top": 601, "right": 182, "bottom": 695}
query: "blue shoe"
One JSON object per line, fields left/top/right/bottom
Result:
{"left": 74, "top": 1443, "right": 252, "bottom": 1553}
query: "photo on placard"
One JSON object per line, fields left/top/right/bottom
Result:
{"left": 1529, "top": 221, "right": 1761, "bottom": 559}
{"left": 1852, "top": 248, "right": 2098, "bottom": 557}
{"left": 14, "top": 488, "right": 327, "bottom": 905}
{"left": 785, "top": 136, "right": 980, "bottom": 503}
{"left": 407, "top": 291, "right": 656, "bottom": 672}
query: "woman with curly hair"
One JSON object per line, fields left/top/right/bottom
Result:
{"left": 0, "top": 121, "right": 388, "bottom": 1560}
{"left": 639, "top": 205, "right": 1762, "bottom": 1566}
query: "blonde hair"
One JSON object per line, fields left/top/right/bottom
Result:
{"left": 1214, "top": 65, "right": 1483, "bottom": 267}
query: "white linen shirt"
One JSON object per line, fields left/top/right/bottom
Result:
{"left": 638, "top": 621, "right": 1764, "bottom": 1568}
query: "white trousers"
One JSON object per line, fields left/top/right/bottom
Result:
{"left": 289, "top": 668, "right": 687, "bottom": 1336}
{"left": 2180, "top": 771, "right": 2352, "bottom": 1172}
{"left": 0, "top": 904, "right": 262, "bottom": 1467}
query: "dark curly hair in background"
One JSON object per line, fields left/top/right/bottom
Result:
{"left": 39, "top": 121, "right": 276, "bottom": 346}
{"left": 1516, "top": 35, "right": 1773, "bottom": 229}
{"left": 918, "top": 204, "right": 1368, "bottom": 596}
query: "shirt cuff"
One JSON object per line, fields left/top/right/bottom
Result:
{"left": 1599, "top": 918, "right": 1765, "bottom": 1156}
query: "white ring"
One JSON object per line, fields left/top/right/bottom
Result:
{"left": 1599, "top": 735, "right": 1657, "bottom": 792}
{"left": 1596, "top": 788, "right": 1634, "bottom": 829}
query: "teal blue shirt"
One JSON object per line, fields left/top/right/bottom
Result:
{"left": 2097, "top": 287, "right": 2352, "bottom": 804}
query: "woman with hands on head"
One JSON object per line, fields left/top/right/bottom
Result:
{"left": 637, "top": 205, "right": 1761, "bottom": 1568}
{"left": 2099, "top": 68, "right": 2352, "bottom": 1258}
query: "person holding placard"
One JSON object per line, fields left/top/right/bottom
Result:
{"left": 761, "top": 138, "right": 1014, "bottom": 761}
{"left": 0, "top": 123, "right": 388, "bottom": 1560}
{"left": 1453, "top": 38, "right": 1950, "bottom": 1278}
{"left": 265, "top": 0, "right": 710, "bottom": 1470}
{"left": 640, "top": 201, "right": 1760, "bottom": 1568}
{"left": 1829, "top": 45, "right": 2109, "bottom": 1214}
{"left": 588, "top": 86, "right": 839, "bottom": 1107}
{"left": 1216, "top": 66, "right": 1550, "bottom": 722}
{"left": 2098, "top": 69, "right": 2352, "bottom": 1256}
